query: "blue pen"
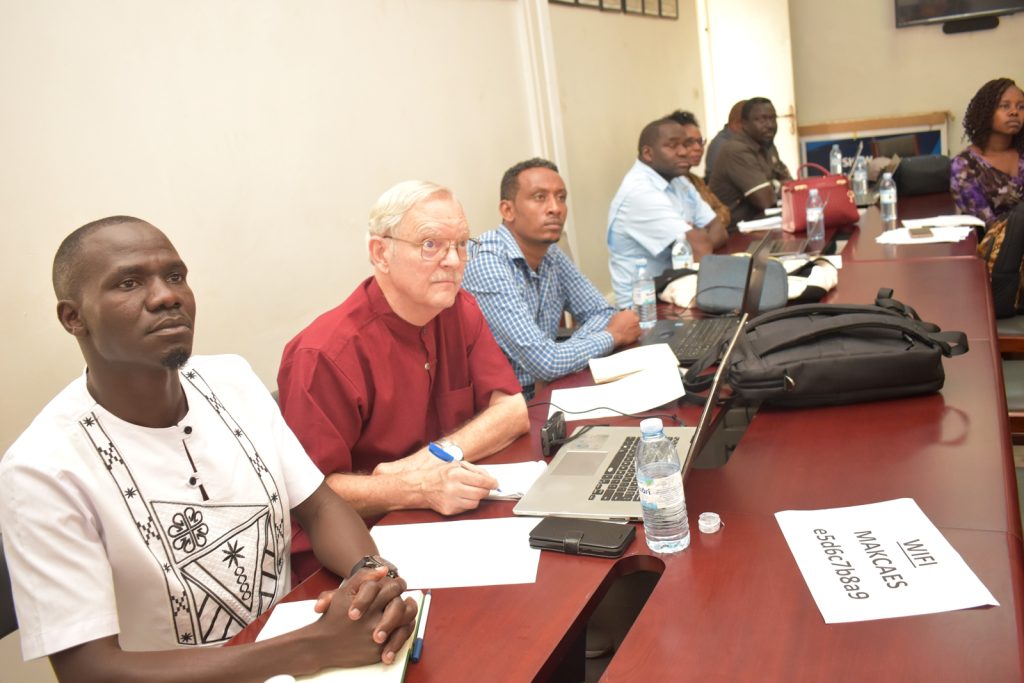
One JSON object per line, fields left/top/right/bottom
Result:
{"left": 428, "top": 442, "right": 455, "bottom": 462}
{"left": 428, "top": 442, "right": 501, "bottom": 493}
{"left": 410, "top": 590, "right": 432, "bottom": 663}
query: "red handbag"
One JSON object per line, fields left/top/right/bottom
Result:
{"left": 781, "top": 163, "right": 859, "bottom": 233}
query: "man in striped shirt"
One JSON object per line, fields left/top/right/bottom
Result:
{"left": 463, "top": 158, "right": 641, "bottom": 398}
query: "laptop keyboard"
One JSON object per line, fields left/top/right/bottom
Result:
{"left": 670, "top": 317, "right": 738, "bottom": 364}
{"left": 590, "top": 435, "right": 681, "bottom": 502}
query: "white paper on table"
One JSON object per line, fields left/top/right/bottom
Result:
{"left": 902, "top": 214, "right": 985, "bottom": 228}
{"left": 371, "top": 517, "right": 541, "bottom": 590}
{"left": 875, "top": 226, "right": 972, "bottom": 245}
{"left": 547, "top": 365, "right": 684, "bottom": 421}
{"left": 255, "top": 591, "right": 424, "bottom": 681}
{"left": 588, "top": 343, "right": 679, "bottom": 384}
{"left": 736, "top": 215, "right": 783, "bottom": 233}
{"left": 775, "top": 498, "right": 998, "bottom": 624}
{"left": 478, "top": 460, "right": 548, "bottom": 499}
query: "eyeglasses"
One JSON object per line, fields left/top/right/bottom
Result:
{"left": 682, "top": 137, "right": 705, "bottom": 149}
{"left": 383, "top": 236, "right": 480, "bottom": 262}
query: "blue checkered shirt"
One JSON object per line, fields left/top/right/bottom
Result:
{"left": 463, "top": 225, "right": 615, "bottom": 397}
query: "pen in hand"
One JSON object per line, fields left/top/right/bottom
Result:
{"left": 410, "top": 590, "right": 432, "bottom": 663}
{"left": 427, "top": 442, "right": 461, "bottom": 463}
{"left": 428, "top": 442, "right": 502, "bottom": 495}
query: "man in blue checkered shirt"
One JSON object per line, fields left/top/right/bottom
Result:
{"left": 463, "top": 159, "right": 641, "bottom": 398}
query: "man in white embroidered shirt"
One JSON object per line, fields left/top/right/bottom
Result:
{"left": 0, "top": 216, "right": 417, "bottom": 682}
{"left": 607, "top": 116, "right": 729, "bottom": 309}
{"left": 463, "top": 158, "right": 641, "bottom": 398}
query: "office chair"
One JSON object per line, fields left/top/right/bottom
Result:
{"left": 1002, "top": 360, "right": 1024, "bottom": 441}
{"left": 997, "top": 316, "right": 1024, "bottom": 355}
{"left": 870, "top": 134, "right": 920, "bottom": 158}
{"left": 893, "top": 155, "right": 951, "bottom": 196}
{"left": 0, "top": 536, "right": 17, "bottom": 638}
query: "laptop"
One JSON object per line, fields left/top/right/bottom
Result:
{"left": 638, "top": 238, "right": 770, "bottom": 365}
{"left": 513, "top": 310, "right": 748, "bottom": 522}
{"left": 766, "top": 234, "right": 809, "bottom": 257}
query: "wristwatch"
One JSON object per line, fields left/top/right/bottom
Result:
{"left": 349, "top": 554, "right": 399, "bottom": 579}
{"left": 435, "top": 439, "right": 464, "bottom": 461}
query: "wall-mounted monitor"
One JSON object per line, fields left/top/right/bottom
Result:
{"left": 895, "top": 0, "right": 1024, "bottom": 28}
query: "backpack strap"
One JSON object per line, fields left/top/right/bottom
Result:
{"left": 750, "top": 313, "right": 968, "bottom": 358}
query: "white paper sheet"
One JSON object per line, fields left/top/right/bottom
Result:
{"left": 775, "top": 498, "right": 998, "bottom": 624}
{"left": 902, "top": 214, "right": 985, "bottom": 228}
{"left": 736, "top": 215, "right": 783, "bottom": 233}
{"left": 370, "top": 517, "right": 541, "bottom": 590}
{"left": 478, "top": 460, "right": 548, "bottom": 499}
{"left": 588, "top": 343, "right": 679, "bottom": 384}
{"left": 875, "top": 226, "right": 972, "bottom": 245}
{"left": 255, "top": 591, "right": 424, "bottom": 681}
{"left": 547, "top": 365, "right": 684, "bottom": 421}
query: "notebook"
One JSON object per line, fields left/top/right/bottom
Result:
{"left": 512, "top": 310, "right": 748, "bottom": 522}
{"left": 255, "top": 590, "right": 425, "bottom": 682}
{"left": 639, "top": 238, "right": 770, "bottom": 365}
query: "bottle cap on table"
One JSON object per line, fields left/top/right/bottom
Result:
{"left": 698, "top": 512, "right": 722, "bottom": 534}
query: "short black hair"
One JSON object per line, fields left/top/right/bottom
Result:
{"left": 963, "top": 78, "right": 1024, "bottom": 152}
{"left": 666, "top": 110, "right": 699, "bottom": 128}
{"left": 637, "top": 117, "right": 680, "bottom": 156}
{"left": 52, "top": 215, "right": 148, "bottom": 300}
{"left": 741, "top": 97, "right": 774, "bottom": 120}
{"left": 500, "top": 158, "right": 559, "bottom": 201}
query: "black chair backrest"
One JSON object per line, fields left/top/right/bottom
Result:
{"left": 893, "top": 155, "right": 951, "bottom": 196}
{"left": 0, "top": 535, "right": 18, "bottom": 638}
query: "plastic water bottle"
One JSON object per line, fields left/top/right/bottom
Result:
{"left": 635, "top": 418, "right": 689, "bottom": 553}
{"left": 829, "top": 144, "right": 843, "bottom": 175}
{"left": 852, "top": 155, "right": 868, "bottom": 201}
{"left": 806, "top": 187, "right": 825, "bottom": 248}
{"left": 879, "top": 171, "right": 897, "bottom": 223}
{"left": 632, "top": 260, "right": 657, "bottom": 331}
{"left": 671, "top": 237, "right": 693, "bottom": 271}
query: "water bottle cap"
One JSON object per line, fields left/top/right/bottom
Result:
{"left": 640, "top": 418, "right": 664, "bottom": 435}
{"left": 698, "top": 512, "right": 722, "bottom": 534}
{"left": 883, "top": 172, "right": 893, "bottom": 180}
{"left": 808, "top": 188, "right": 819, "bottom": 197}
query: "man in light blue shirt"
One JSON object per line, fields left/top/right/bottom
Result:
{"left": 464, "top": 158, "right": 641, "bottom": 397}
{"left": 607, "top": 117, "right": 728, "bottom": 308}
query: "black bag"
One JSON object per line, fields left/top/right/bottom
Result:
{"left": 683, "top": 289, "right": 968, "bottom": 408}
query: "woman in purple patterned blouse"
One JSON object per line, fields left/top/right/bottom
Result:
{"left": 950, "top": 78, "right": 1024, "bottom": 316}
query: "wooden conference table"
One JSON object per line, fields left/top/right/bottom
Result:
{"left": 235, "top": 202, "right": 1024, "bottom": 681}
{"left": 727, "top": 201, "right": 978, "bottom": 262}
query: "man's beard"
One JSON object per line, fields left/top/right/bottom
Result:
{"left": 161, "top": 348, "right": 191, "bottom": 370}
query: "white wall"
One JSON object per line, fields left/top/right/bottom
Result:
{"left": 789, "top": 1, "right": 1024, "bottom": 147}
{"left": 550, "top": 5, "right": 704, "bottom": 294}
{"left": 0, "top": 0, "right": 538, "bottom": 456}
